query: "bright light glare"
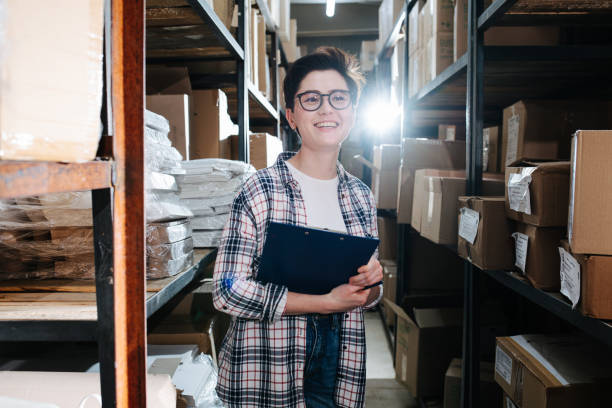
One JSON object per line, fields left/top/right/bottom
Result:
{"left": 364, "top": 101, "right": 401, "bottom": 133}
{"left": 326, "top": 0, "right": 335, "bottom": 17}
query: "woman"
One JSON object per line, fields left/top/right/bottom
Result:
{"left": 213, "top": 47, "right": 383, "bottom": 408}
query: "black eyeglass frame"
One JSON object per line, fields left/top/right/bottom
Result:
{"left": 295, "top": 90, "right": 354, "bottom": 111}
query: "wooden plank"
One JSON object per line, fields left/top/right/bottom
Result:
{"left": 146, "top": 7, "right": 202, "bottom": 26}
{"left": 0, "top": 161, "right": 112, "bottom": 199}
{"left": 0, "top": 292, "right": 154, "bottom": 302}
{"left": 0, "top": 304, "right": 98, "bottom": 321}
{"left": 146, "top": 47, "right": 231, "bottom": 59}
{"left": 113, "top": 0, "right": 147, "bottom": 406}
{"left": 0, "top": 280, "right": 97, "bottom": 293}
{"left": 147, "top": 0, "right": 189, "bottom": 8}
{"left": 510, "top": 0, "right": 612, "bottom": 12}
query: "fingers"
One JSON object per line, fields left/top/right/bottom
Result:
{"left": 351, "top": 261, "right": 383, "bottom": 287}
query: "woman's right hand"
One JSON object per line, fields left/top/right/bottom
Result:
{"left": 324, "top": 284, "right": 371, "bottom": 313}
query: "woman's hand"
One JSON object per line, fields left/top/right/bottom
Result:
{"left": 324, "top": 284, "right": 371, "bottom": 313}
{"left": 349, "top": 257, "right": 383, "bottom": 288}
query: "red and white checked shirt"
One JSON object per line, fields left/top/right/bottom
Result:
{"left": 213, "top": 151, "right": 380, "bottom": 407}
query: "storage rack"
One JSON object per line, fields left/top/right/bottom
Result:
{"left": 0, "top": 0, "right": 286, "bottom": 406}
{"left": 375, "top": 0, "right": 612, "bottom": 407}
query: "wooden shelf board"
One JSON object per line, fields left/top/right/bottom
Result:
{"left": 0, "top": 160, "right": 112, "bottom": 199}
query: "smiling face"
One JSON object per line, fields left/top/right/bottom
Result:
{"left": 286, "top": 69, "right": 356, "bottom": 152}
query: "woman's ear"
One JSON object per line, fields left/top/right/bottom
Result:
{"left": 285, "top": 108, "right": 296, "bottom": 130}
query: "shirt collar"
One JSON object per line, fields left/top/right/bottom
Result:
{"left": 274, "top": 151, "right": 350, "bottom": 188}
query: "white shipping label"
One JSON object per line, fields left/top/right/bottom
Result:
{"left": 506, "top": 114, "right": 520, "bottom": 166}
{"left": 559, "top": 247, "right": 581, "bottom": 308}
{"left": 506, "top": 396, "right": 518, "bottom": 408}
{"left": 512, "top": 232, "right": 529, "bottom": 273}
{"left": 427, "top": 178, "right": 435, "bottom": 222}
{"left": 508, "top": 167, "right": 536, "bottom": 215}
{"left": 495, "top": 346, "right": 513, "bottom": 385}
{"left": 459, "top": 208, "right": 480, "bottom": 245}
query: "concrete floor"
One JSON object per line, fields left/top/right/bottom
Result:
{"left": 364, "top": 309, "right": 419, "bottom": 408}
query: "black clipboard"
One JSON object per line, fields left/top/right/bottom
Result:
{"left": 256, "top": 222, "right": 380, "bottom": 295}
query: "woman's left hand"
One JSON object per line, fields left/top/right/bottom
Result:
{"left": 349, "top": 256, "right": 383, "bottom": 288}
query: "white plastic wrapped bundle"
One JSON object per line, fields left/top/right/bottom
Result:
{"left": 147, "top": 251, "right": 193, "bottom": 279}
{"left": 145, "top": 109, "right": 171, "bottom": 134}
{"left": 146, "top": 171, "right": 178, "bottom": 191}
{"left": 191, "top": 214, "right": 228, "bottom": 230}
{"left": 145, "top": 141, "right": 183, "bottom": 173}
{"left": 192, "top": 230, "right": 223, "bottom": 248}
{"left": 0, "top": 192, "right": 93, "bottom": 229}
{"left": 147, "top": 218, "right": 192, "bottom": 246}
{"left": 146, "top": 192, "right": 193, "bottom": 223}
{"left": 178, "top": 175, "right": 248, "bottom": 199}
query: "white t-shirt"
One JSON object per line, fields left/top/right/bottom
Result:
{"left": 285, "top": 162, "right": 347, "bottom": 233}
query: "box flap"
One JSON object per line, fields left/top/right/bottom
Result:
{"left": 413, "top": 307, "right": 463, "bottom": 329}
{"left": 508, "top": 160, "right": 570, "bottom": 173}
{"left": 509, "top": 334, "right": 612, "bottom": 386}
{"left": 383, "top": 298, "right": 412, "bottom": 322}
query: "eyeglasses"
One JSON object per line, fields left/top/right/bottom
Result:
{"left": 295, "top": 90, "right": 352, "bottom": 111}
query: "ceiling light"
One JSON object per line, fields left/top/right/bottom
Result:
{"left": 326, "top": 0, "right": 335, "bottom": 17}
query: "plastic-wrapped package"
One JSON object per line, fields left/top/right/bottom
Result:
{"left": 147, "top": 251, "right": 193, "bottom": 279}
{"left": 178, "top": 175, "right": 249, "bottom": 199}
{"left": 146, "top": 172, "right": 178, "bottom": 191}
{"left": 54, "top": 254, "right": 95, "bottom": 279}
{"left": 181, "top": 194, "right": 235, "bottom": 212}
{"left": 180, "top": 158, "right": 255, "bottom": 176}
{"left": 191, "top": 214, "right": 229, "bottom": 231}
{"left": 145, "top": 142, "right": 183, "bottom": 173}
{"left": 1, "top": 192, "right": 93, "bottom": 229}
{"left": 192, "top": 230, "right": 223, "bottom": 248}
{"left": 147, "top": 219, "right": 192, "bottom": 246}
{"left": 147, "top": 237, "right": 193, "bottom": 261}
{"left": 145, "top": 109, "right": 171, "bottom": 134}
{"left": 187, "top": 205, "right": 231, "bottom": 217}
{"left": 144, "top": 126, "right": 172, "bottom": 147}
{"left": 192, "top": 354, "right": 225, "bottom": 408}
{"left": 146, "top": 192, "right": 193, "bottom": 223}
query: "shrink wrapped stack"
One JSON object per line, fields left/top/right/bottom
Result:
{"left": 145, "top": 110, "right": 195, "bottom": 279}
{"left": 177, "top": 159, "right": 255, "bottom": 248}
{"left": 0, "top": 192, "right": 95, "bottom": 280}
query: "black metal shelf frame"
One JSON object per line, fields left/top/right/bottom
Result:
{"left": 375, "top": 0, "right": 612, "bottom": 407}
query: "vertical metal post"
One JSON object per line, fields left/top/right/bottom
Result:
{"left": 271, "top": 31, "right": 281, "bottom": 138}
{"left": 92, "top": 188, "right": 116, "bottom": 407}
{"left": 461, "top": 0, "right": 484, "bottom": 407}
{"left": 237, "top": 0, "right": 250, "bottom": 162}
{"left": 111, "top": 0, "right": 147, "bottom": 406}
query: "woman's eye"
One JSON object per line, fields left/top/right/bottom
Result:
{"left": 304, "top": 96, "right": 319, "bottom": 103}
{"left": 333, "top": 95, "right": 347, "bottom": 102}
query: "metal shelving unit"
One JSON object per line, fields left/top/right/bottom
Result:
{"left": 0, "top": 0, "right": 285, "bottom": 405}
{"left": 375, "top": 0, "right": 612, "bottom": 407}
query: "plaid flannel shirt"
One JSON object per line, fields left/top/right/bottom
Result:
{"left": 213, "top": 151, "right": 380, "bottom": 407}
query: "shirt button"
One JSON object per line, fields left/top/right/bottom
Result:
{"left": 344, "top": 313, "right": 349, "bottom": 319}
{"left": 223, "top": 306, "right": 228, "bottom": 310}
{"left": 343, "top": 345, "right": 348, "bottom": 350}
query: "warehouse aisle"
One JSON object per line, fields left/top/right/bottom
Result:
{"left": 364, "top": 309, "right": 418, "bottom": 408}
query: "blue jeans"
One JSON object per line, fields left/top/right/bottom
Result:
{"left": 303, "top": 314, "right": 341, "bottom": 408}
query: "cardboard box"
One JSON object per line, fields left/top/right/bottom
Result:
{"left": 0, "top": 0, "right": 104, "bottom": 162}
{"left": 428, "top": 30, "right": 454, "bottom": 80}
{"left": 494, "top": 335, "right": 612, "bottom": 408}
{"left": 444, "top": 358, "right": 502, "bottom": 408}
{"left": 396, "top": 139, "right": 466, "bottom": 224}
{"left": 438, "top": 124, "right": 456, "bottom": 141}
{"left": 457, "top": 196, "right": 514, "bottom": 271}
{"left": 419, "top": 173, "right": 505, "bottom": 245}
{"left": 381, "top": 259, "right": 398, "bottom": 327}
{"left": 377, "top": 216, "right": 398, "bottom": 260}
{"left": 278, "top": 0, "right": 290, "bottom": 42}
{"left": 146, "top": 66, "right": 192, "bottom": 95}
{"left": 146, "top": 94, "right": 191, "bottom": 160}
{"left": 373, "top": 144, "right": 401, "bottom": 209}
{"left": 360, "top": 40, "right": 377, "bottom": 73}
{"left": 454, "top": 0, "right": 560, "bottom": 61}
{"left": 513, "top": 223, "right": 565, "bottom": 291}
{"left": 568, "top": 130, "right": 612, "bottom": 255}
{"left": 560, "top": 240, "right": 612, "bottom": 320}
{"left": 379, "top": 0, "right": 405, "bottom": 44}
{"left": 250, "top": 9, "right": 259, "bottom": 89}
{"left": 501, "top": 100, "right": 612, "bottom": 171}
{"left": 505, "top": 161, "right": 570, "bottom": 227}
{"left": 483, "top": 126, "right": 500, "bottom": 173}
{"left": 412, "top": 169, "right": 466, "bottom": 232}
{"left": 408, "top": 3, "right": 419, "bottom": 55}
{"left": 403, "top": 232, "right": 465, "bottom": 291}
{"left": 257, "top": 14, "right": 267, "bottom": 96}
{"left": 230, "top": 133, "right": 283, "bottom": 169}
{"left": 190, "top": 89, "right": 236, "bottom": 159}
{"left": 385, "top": 301, "right": 463, "bottom": 398}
